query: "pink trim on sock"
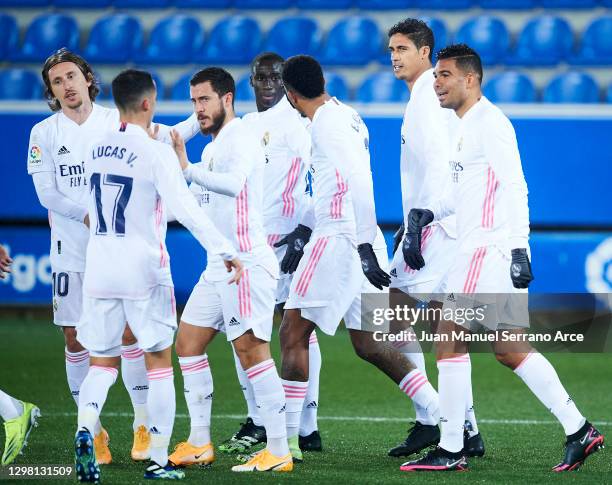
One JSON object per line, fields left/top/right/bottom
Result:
{"left": 90, "top": 365, "right": 118, "bottom": 379}
{"left": 437, "top": 354, "right": 470, "bottom": 364}
{"left": 180, "top": 358, "right": 210, "bottom": 375}
{"left": 513, "top": 351, "right": 535, "bottom": 371}
{"left": 309, "top": 332, "right": 318, "bottom": 345}
{"left": 246, "top": 360, "right": 276, "bottom": 380}
{"left": 147, "top": 367, "right": 173, "bottom": 381}
{"left": 65, "top": 350, "right": 89, "bottom": 363}
{"left": 121, "top": 347, "right": 144, "bottom": 360}
{"left": 283, "top": 383, "right": 308, "bottom": 399}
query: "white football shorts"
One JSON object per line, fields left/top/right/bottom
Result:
{"left": 51, "top": 268, "right": 83, "bottom": 327}
{"left": 266, "top": 233, "right": 291, "bottom": 305}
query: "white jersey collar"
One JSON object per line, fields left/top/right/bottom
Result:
{"left": 214, "top": 116, "right": 240, "bottom": 144}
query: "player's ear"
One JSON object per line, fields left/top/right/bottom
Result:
{"left": 420, "top": 45, "right": 430, "bottom": 61}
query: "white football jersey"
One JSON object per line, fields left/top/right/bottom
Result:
{"left": 401, "top": 69, "right": 457, "bottom": 238}
{"left": 429, "top": 96, "right": 530, "bottom": 252}
{"left": 308, "top": 97, "right": 378, "bottom": 245}
{"left": 27, "top": 103, "right": 199, "bottom": 272}
{"left": 186, "top": 118, "right": 278, "bottom": 281}
{"left": 84, "top": 122, "right": 235, "bottom": 299}
{"left": 242, "top": 97, "right": 312, "bottom": 237}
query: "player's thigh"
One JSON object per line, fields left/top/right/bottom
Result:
{"left": 218, "top": 265, "right": 276, "bottom": 343}
{"left": 77, "top": 296, "right": 126, "bottom": 355}
{"left": 51, "top": 269, "right": 83, "bottom": 327}
{"left": 123, "top": 286, "right": 177, "bottom": 353}
{"left": 287, "top": 236, "right": 362, "bottom": 335}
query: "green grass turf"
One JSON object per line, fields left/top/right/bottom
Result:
{"left": 0, "top": 317, "right": 610, "bottom": 484}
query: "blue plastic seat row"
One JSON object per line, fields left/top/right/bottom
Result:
{"left": 3, "top": 13, "right": 612, "bottom": 66}
{"left": 1, "top": 68, "right": 608, "bottom": 104}
{"left": 2, "top": 0, "right": 612, "bottom": 8}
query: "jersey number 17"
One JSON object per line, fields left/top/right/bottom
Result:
{"left": 90, "top": 173, "right": 133, "bottom": 236}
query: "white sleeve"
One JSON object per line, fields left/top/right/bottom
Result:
{"left": 315, "top": 124, "right": 377, "bottom": 245}
{"left": 155, "top": 113, "right": 200, "bottom": 145}
{"left": 153, "top": 146, "right": 237, "bottom": 260}
{"left": 287, "top": 119, "right": 313, "bottom": 227}
{"left": 482, "top": 116, "right": 530, "bottom": 249}
{"left": 420, "top": 109, "right": 453, "bottom": 211}
{"left": 183, "top": 164, "right": 246, "bottom": 197}
{"left": 27, "top": 124, "right": 55, "bottom": 175}
{"left": 32, "top": 171, "right": 88, "bottom": 222}
{"left": 425, "top": 185, "right": 455, "bottom": 221}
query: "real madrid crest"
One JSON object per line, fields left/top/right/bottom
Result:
{"left": 262, "top": 131, "right": 270, "bottom": 147}
{"left": 457, "top": 137, "right": 463, "bottom": 152}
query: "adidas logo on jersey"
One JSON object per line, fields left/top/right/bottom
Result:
{"left": 229, "top": 317, "right": 240, "bottom": 326}
{"left": 390, "top": 268, "right": 397, "bottom": 277}
{"left": 57, "top": 145, "right": 70, "bottom": 155}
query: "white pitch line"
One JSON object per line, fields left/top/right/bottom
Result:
{"left": 43, "top": 412, "right": 611, "bottom": 426}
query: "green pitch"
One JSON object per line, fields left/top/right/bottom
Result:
{"left": 1, "top": 317, "right": 610, "bottom": 484}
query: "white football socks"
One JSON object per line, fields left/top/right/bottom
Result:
{"left": 121, "top": 343, "right": 148, "bottom": 430}
{"left": 0, "top": 389, "right": 23, "bottom": 421}
{"left": 179, "top": 355, "right": 213, "bottom": 446}
{"left": 514, "top": 352, "right": 585, "bottom": 436}
{"left": 437, "top": 355, "right": 471, "bottom": 453}
{"left": 65, "top": 348, "right": 89, "bottom": 406}
{"left": 77, "top": 365, "right": 118, "bottom": 434}
{"left": 246, "top": 359, "right": 289, "bottom": 457}
{"left": 398, "top": 369, "right": 439, "bottom": 426}
{"left": 300, "top": 331, "right": 321, "bottom": 436}
{"left": 147, "top": 367, "right": 175, "bottom": 467}
{"left": 233, "top": 349, "right": 262, "bottom": 426}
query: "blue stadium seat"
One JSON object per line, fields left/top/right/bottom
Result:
{"left": 324, "top": 71, "right": 349, "bottom": 101}
{"left": 170, "top": 71, "right": 196, "bottom": 101}
{"left": 416, "top": 0, "right": 473, "bottom": 9}
{"left": 54, "top": 0, "right": 112, "bottom": 6}
{"left": 571, "top": 16, "right": 612, "bottom": 65}
{"left": 357, "top": 0, "right": 410, "bottom": 9}
{"left": 202, "top": 16, "right": 261, "bottom": 64}
{"left": 102, "top": 70, "right": 165, "bottom": 99}
{"left": 321, "top": 16, "right": 380, "bottom": 66}
{"left": 296, "top": 0, "right": 352, "bottom": 9}
{"left": 175, "top": 0, "right": 231, "bottom": 7}
{"left": 607, "top": 83, "right": 612, "bottom": 103}
{"left": 483, "top": 72, "right": 536, "bottom": 103}
{"left": 264, "top": 17, "right": 322, "bottom": 58}
{"left": 0, "top": 15, "right": 18, "bottom": 61}
{"left": 234, "top": 0, "right": 294, "bottom": 7}
{"left": 541, "top": 0, "right": 597, "bottom": 7}
{"left": 455, "top": 16, "right": 509, "bottom": 66}
{"left": 506, "top": 16, "right": 573, "bottom": 66}
{"left": 136, "top": 15, "right": 204, "bottom": 64}
{"left": 0, "top": 69, "right": 41, "bottom": 100}
{"left": 11, "top": 14, "right": 79, "bottom": 62}
{"left": 113, "top": 0, "right": 171, "bottom": 7}
{"left": 235, "top": 75, "right": 255, "bottom": 102}
{"left": 543, "top": 72, "right": 599, "bottom": 103}
{"left": 480, "top": 0, "right": 535, "bottom": 8}
{"left": 602, "top": 0, "right": 612, "bottom": 6}
{"left": 84, "top": 15, "right": 143, "bottom": 63}
{"left": 0, "top": 0, "right": 49, "bottom": 5}
{"left": 357, "top": 72, "right": 408, "bottom": 103}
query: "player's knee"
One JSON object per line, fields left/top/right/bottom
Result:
{"left": 63, "top": 327, "right": 84, "bottom": 352}
{"left": 495, "top": 352, "right": 520, "bottom": 368}
{"left": 121, "top": 324, "right": 137, "bottom": 346}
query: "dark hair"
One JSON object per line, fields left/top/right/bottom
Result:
{"left": 251, "top": 51, "right": 285, "bottom": 72}
{"left": 190, "top": 67, "right": 235, "bottom": 105}
{"left": 111, "top": 69, "right": 155, "bottom": 112}
{"left": 437, "top": 43, "right": 483, "bottom": 84}
{"left": 41, "top": 48, "right": 100, "bottom": 112}
{"left": 388, "top": 18, "right": 435, "bottom": 62}
{"left": 282, "top": 55, "right": 325, "bottom": 99}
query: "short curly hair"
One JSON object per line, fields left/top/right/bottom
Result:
{"left": 388, "top": 18, "right": 435, "bottom": 62}
{"left": 282, "top": 55, "right": 325, "bottom": 99}
{"left": 437, "top": 44, "right": 483, "bottom": 84}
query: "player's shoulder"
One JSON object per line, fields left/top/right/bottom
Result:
{"left": 30, "top": 111, "right": 61, "bottom": 137}
{"left": 479, "top": 97, "right": 515, "bottom": 134}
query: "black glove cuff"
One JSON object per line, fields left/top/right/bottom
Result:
{"left": 296, "top": 224, "right": 312, "bottom": 238}
{"left": 511, "top": 248, "right": 528, "bottom": 258}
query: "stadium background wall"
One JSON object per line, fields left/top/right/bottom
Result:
{"left": 0, "top": 104, "right": 611, "bottom": 304}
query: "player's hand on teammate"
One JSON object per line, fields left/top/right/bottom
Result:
{"left": 0, "top": 244, "right": 12, "bottom": 279}
{"left": 357, "top": 243, "right": 391, "bottom": 290}
{"left": 403, "top": 208, "right": 434, "bottom": 271}
{"left": 83, "top": 214, "right": 90, "bottom": 228}
{"left": 510, "top": 248, "right": 534, "bottom": 289}
{"left": 225, "top": 257, "right": 244, "bottom": 284}
{"left": 393, "top": 222, "right": 405, "bottom": 254}
{"left": 169, "top": 129, "right": 189, "bottom": 170}
{"left": 148, "top": 123, "right": 160, "bottom": 140}
{"left": 274, "top": 224, "right": 312, "bottom": 274}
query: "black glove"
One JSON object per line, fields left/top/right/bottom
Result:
{"left": 510, "top": 248, "right": 534, "bottom": 289}
{"left": 358, "top": 243, "right": 391, "bottom": 290}
{"left": 274, "top": 224, "right": 312, "bottom": 274}
{"left": 392, "top": 223, "right": 405, "bottom": 255}
{"left": 402, "top": 208, "right": 434, "bottom": 271}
